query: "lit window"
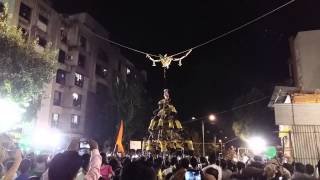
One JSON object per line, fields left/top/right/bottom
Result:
{"left": 116, "top": 76, "right": 120, "bottom": 85}
{"left": 19, "top": 3, "right": 32, "bottom": 21}
{"left": 51, "top": 113, "right": 59, "bottom": 128}
{"left": 56, "top": 69, "right": 66, "bottom": 85}
{"left": 126, "top": 68, "right": 131, "bottom": 75}
{"left": 74, "top": 73, "right": 84, "bottom": 88}
{"left": 53, "top": 91, "right": 62, "bottom": 106}
{"left": 58, "top": 49, "right": 66, "bottom": 63}
{"left": 72, "top": 93, "right": 82, "bottom": 108}
{"left": 71, "top": 114, "right": 80, "bottom": 128}
{"left": 95, "top": 64, "right": 107, "bottom": 78}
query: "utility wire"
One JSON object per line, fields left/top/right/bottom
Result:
{"left": 88, "top": 0, "right": 295, "bottom": 59}
{"left": 183, "top": 96, "right": 270, "bottom": 124}
{"left": 216, "top": 96, "right": 269, "bottom": 115}
{"left": 91, "top": 32, "right": 160, "bottom": 57}
{"left": 169, "top": 0, "right": 296, "bottom": 57}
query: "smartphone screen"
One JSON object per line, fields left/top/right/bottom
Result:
{"left": 185, "top": 170, "right": 201, "bottom": 180}
{"left": 80, "top": 141, "right": 90, "bottom": 149}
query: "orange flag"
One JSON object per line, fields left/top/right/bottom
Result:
{"left": 115, "top": 120, "right": 125, "bottom": 155}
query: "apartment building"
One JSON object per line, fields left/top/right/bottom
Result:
{"left": 1, "top": 0, "right": 145, "bottom": 139}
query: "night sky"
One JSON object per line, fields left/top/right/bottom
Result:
{"left": 53, "top": 0, "right": 320, "bottom": 133}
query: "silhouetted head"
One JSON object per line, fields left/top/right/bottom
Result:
{"left": 121, "top": 161, "right": 156, "bottom": 180}
{"left": 306, "top": 164, "right": 314, "bottom": 175}
{"left": 170, "top": 157, "right": 178, "bottom": 166}
{"left": 190, "top": 157, "right": 198, "bottom": 169}
{"left": 208, "top": 154, "right": 217, "bottom": 164}
{"left": 100, "top": 152, "right": 107, "bottom": 165}
{"left": 204, "top": 167, "right": 219, "bottom": 180}
{"left": 48, "top": 151, "right": 82, "bottom": 180}
{"left": 19, "top": 159, "right": 31, "bottom": 174}
{"left": 294, "top": 162, "right": 305, "bottom": 173}
{"left": 109, "top": 158, "right": 120, "bottom": 170}
{"left": 220, "top": 159, "right": 227, "bottom": 170}
{"left": 180, "top": 158, "right": 190, "bottom": 169}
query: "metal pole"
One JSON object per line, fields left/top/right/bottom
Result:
{"left": 202, "top": 120, "right": 205, "bottom": 156}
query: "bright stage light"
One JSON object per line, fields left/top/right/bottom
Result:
{"left": 246, "top": 136, "right": 267, "bottom": 155}
{"left": 0, "top": 98, "right": 25, "bottom": 133}
{"left": 31, "top": 128, "right": 62, "bottom": 149}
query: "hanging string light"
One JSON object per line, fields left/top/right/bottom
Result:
{"left": 146, "top": 49, "right": 192, "bottom": 69}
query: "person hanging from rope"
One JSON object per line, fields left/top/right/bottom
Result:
{"left": 146, "top": 49, "right": 192, "bottom": 69}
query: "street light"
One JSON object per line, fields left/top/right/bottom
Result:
{"left": 199, "top": 114, "right": 216, "bottom": 156}
{"left": 208, "top": 114, "right": 216, "bottom": 121}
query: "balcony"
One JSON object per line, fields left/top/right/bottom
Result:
{"left": 37, "top": 21, "right": 47, "bottom": 32}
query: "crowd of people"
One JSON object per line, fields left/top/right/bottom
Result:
{"left": 1, "top": 138, "right": 320, "bottom": 180}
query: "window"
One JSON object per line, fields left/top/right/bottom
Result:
{"left": 116, "top": 76, "right": 120, "bottom": 85}
{"left": 19, "top": 3, "right": 32, "bottom": 21}
{"left": 97, "top": 49, "right": 109, "bottom": 63}
{"left": 78, "top": 54, "right": 86, "bottom": 68}
{"left": 72, "top": 93, "right": 82, "bottom": 108}
{"left": 126, "top": 67, "right": 131, "bottom": 75}
{"left": 71, "top": 115, "right": 80, "bottom": 128}
{"left": 53, "top": 91, "right": 62, "bottom": 106}
{"left": 80, "top": 36, "right": 87, "bottom": 49}
{"left": 95, "top": 64, "right": 108, "bottom": 78}
{"left": 56, "top": 69, "right": 66, "bottom": 85}
{"left": 38, "top": 14, "right": 48, "bottom": 25}
{"left": 74, "top": 73, "right": 84, "bottom": 88}
{"left": 60, "top": 28, "right": 67, "bottom": 43}
{"left": 58, "top": 49, "right": 66, "bottom": 63}
{"left": 0, "top": 2, "right": 4, "bottom": 14}
{"left": 37, "top": 14, "right": 48, "bottom": 32}
{"left": 37, "top": 36, "right": 47, "bottom": 48}
{"left": 51, "top": 113, "right": 59, "bottom": 128}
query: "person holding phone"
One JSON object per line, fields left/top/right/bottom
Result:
{"left": 42, "top": 139, "right": 102, "bottom": 180}
{"left": 185, "top": 157, "right": 202, "bottom": 180}
{"left": 85, "top": 140, "right": 102, "bottom": 180}
{"left": 0, "top": 135, "right": 23, "bottom": 180}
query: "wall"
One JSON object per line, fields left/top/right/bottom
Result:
{"left": 274, "top": 103, "right": 320, "bottom": 125}
{"left": 291, "top": 30, "right": 320, "bottom": 90}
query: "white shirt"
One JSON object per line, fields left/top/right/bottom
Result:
{"left": 202, "top": 164, "right": 222, "bottom": 180}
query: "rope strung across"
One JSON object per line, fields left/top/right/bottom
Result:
{"left": 90, "top": 0, "right": 295, "bottom": 68}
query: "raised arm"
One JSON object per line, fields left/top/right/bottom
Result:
{"left": 2, "top": 149, "right": 22, "bottom": 180}
{"left": 85, "top": 140, "right": 102, "bottom": 180}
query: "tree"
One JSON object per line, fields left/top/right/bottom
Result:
{"left": 232, "top": 88, "right": 274, "bottom": 138}
{"left": 112, "top": 72, "right": 150, "bottom": 140}
{"left": 0, "top": 5, "right": 57, "bottom": 120}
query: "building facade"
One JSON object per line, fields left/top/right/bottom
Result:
{"left": 269, "top": 30, "right": 320, "bottom": 165}
{"left": 1, "top": 0, "right": 145, "bottom": 139}
{"left": 288, "top": 30, "right": 320, "bottom": 91}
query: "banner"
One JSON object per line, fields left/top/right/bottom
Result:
{"left": 130, "top": 141, "right": 141, "bottom": 150}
